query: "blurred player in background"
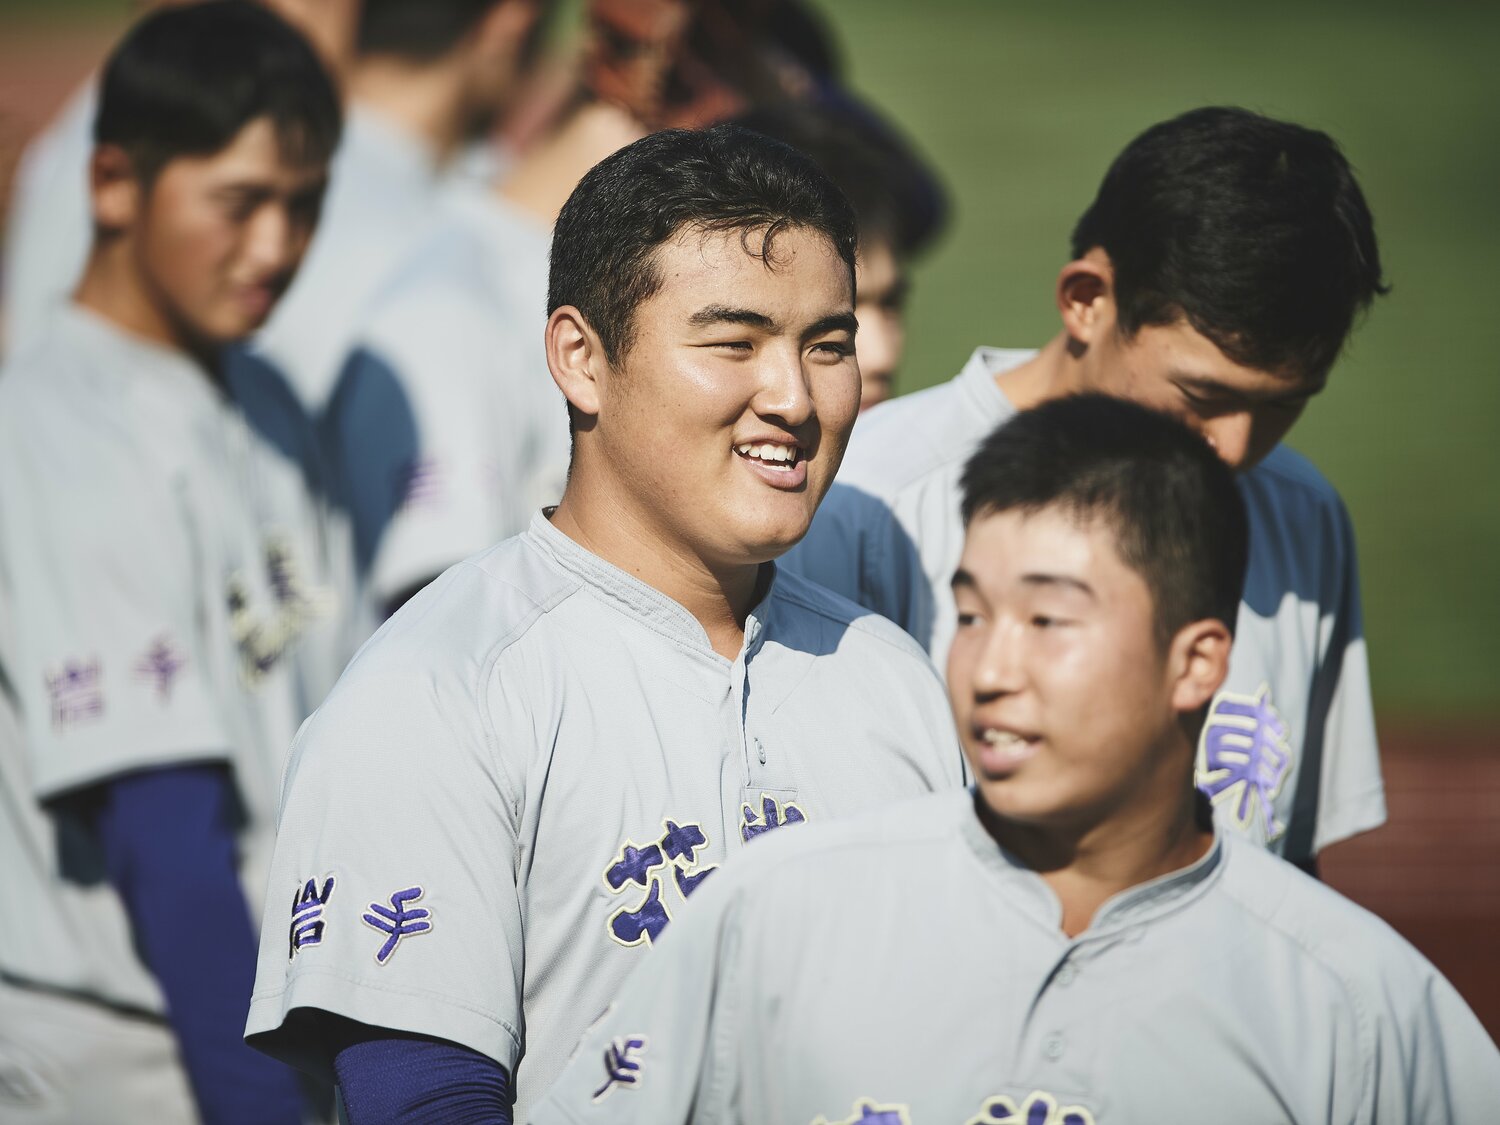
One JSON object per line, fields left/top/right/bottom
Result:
{"left": 245, "top": 126, "right": 965, "bottom": 1123}
{"left": 233, "top": 0, "right": 554, "bottom": 669}
{"left": 535, "top": 395, "right": 1500, "bottom": 1124}
{"left": 236, "top": 0, "right": 549, "bottom": 415}
{"left": 0, "top": 0, "right": 359, "bottom": 359}
{"left": 732, "top": 100, "right": 948, "bottom": 410}
{"left": 0, "top": 4, "right": 340, "bottom": 1120}
{"left": 785, "top": 107, "right": 1389, "bottom": 874}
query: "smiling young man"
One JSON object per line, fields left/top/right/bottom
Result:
{"left": 0, "top": 4, "right": 341, "bottom": 1122}
{"left": 784, "top": 107, "right": 1389, "bottom": 873}
{"left": 244, "top": 125, "right": 965, "bottom": 1123}
{"left": 533, "top": 395, "right": 1500, "bottom": 1125}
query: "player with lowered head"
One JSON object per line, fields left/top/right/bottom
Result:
{"left": 0, "top": 4, "right": 341, "bottom": 1122}
{"left": 244, "top": 125, "right": 966, "bottom": 1122}
{"left": 783, "top": 106, "right": 1390, "bottom": 874}
{"left": 534, "top": 395, "right": 1500, "bottom": 1125}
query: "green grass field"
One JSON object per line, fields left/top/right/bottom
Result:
{"left": 815, "top": 0, "right": 1500, "bottom": 720}
{"left": 5, "top": 0, "right": 1497, "bottom": 720}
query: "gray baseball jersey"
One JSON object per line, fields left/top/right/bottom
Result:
{"left": 782, "top": 346, "right": 1385, "bottom": 860}
{"left": 334, "top": 180, "right": 570, "bottom": 608}
{"left": 533, "top": 788, "right": 1500, "bottom": 1125}
{"left": 245, "top": 512, "right": 967, "bottom": 1118}
{"left": 0, "top": 304, "right": 337, "bottom": 1013}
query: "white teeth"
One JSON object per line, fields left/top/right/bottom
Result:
{"left": 736, "top": 442, "right": 798, "bottom": 464}
{"left": 982, "top": 729, "right": 1027, "bottom": 747}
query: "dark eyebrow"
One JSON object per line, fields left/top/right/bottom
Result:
{"left": 688, "top": 305, "right": 777, "bottom": 330}
{"left": 805, "top": 311, "right": 859, "bottom": 339}
{"left": 950, "top": 568, "right": 975, "bottom": 591}
{"left": 1021, "top": 573, "right": 1097, "bottom": 599}
{"left": 1172, "top": 371, "right": 1326, "bottom": 404}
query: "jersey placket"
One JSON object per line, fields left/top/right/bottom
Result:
{"left": 1017, "top": 839, "right": 1226, "bottom": 1110}
{"left": 1009, "top": 926, "right": 1142, "bottom": 1111}
{"left": 733, "top": 607, "right": 803, "bottom": 852}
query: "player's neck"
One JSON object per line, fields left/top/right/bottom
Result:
{"left": 348, "top": 60, "right": 466, "bottom": 162}
{"left": 74, "top": 244, "right": 221, "bottom": 377}
{"left": 983, "top": 777, "right": 1212, "bottom": 939}
{"left": 993, "top": 332, "right": 1085, "bottom": 410}
{"left": 549, "top": 487, "right": 762, "bottom": 661}
{"left": 497, "top": 100, "right": 647, "bottom": 227}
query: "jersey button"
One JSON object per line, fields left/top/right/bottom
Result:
{"left": 1055, "top": 962, "right": 1077, "bottom": 987}
{"left": 755, "top": 737, "right": 767, "bottom": 765}
{"left": 1044, "top": 1033, "right": 1066, "bottom": 1061}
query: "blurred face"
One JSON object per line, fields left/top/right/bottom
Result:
{"left": 459, "top": 0, "right": 549, "bottom": 133}
{"left": 129, "top": 116, "right": 327, "bottom": 347}
{"left": 852, "top": 238, "right": 908, "bottom": 411}
{"left": 595, "top": 224, "right": 860, "bottom": 568}
{"left": 948, "top": 507, "right": 1187, "bottom": 832}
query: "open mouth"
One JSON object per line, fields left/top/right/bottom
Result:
{"left": 734, "top": 441, "right": 804, "bottom": 471}
{"left": 976, "top": 727, "right": 1039, "bottom": 771}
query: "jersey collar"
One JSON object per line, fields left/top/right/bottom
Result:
{"left": 958, "top": 789, "right": 1226, "bottom": 942}
{"left": 526, "top": 510, "right": 778, "bottom": 665}
{"left": 956, "top": 345, "right": 1033, "bottom": 424}
{"left": 56, "top": 302, "right": 224, "bottom": 409}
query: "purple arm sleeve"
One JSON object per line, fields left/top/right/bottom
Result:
{"left": 93, "top": 763, "right": 303, "bottom": 1125}
{"left": 329, "top": 1019, "right": 513, "bottom": 1125}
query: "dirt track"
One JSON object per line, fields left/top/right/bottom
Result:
{"left": 1321, "top": 730, "right": 1500, "bottom": 1039}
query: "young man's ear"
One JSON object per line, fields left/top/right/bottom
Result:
{"left": 545, "top": 306, "right": 608, "bottom": 424}
{"left": 1168, "top": 617, "right": 1233, "bottom": 715}
{"left": 89, "top": 144, "right": 143, "bottom": 234}
{"left": 1055, "top": 246, "right": 1117, "bottom": 348}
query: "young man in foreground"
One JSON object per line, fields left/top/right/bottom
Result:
{"left": 244, "top": 125, "right": 965, "bottom": 1122}
{"left": 784, "top": 107, "right": 1388, "bottom": 871}
{"left": 0, "top": 4, "right": 341, "bottom": 1120}
{"left": 535, "top": 395, "right": 1500, "bottom": 1124}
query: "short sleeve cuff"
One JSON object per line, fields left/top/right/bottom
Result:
{"left": 1311, "top": 785, "right": 1388, "bottom": 854}
{"left": 245, "top": 968, "right": 522, "bottom": 1082}
{"left": 32, "top": 722, "right": 232, "bottom": 801}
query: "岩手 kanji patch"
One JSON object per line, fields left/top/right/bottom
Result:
{"left": 363, "top": 885, "right": 433, "bottom": 964}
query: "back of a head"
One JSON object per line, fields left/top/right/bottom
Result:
{"left": 96, "top": 0, "right": 341, "bottom": 184}
{"left": 356, "top": 0, "right": 510, "bottom": 62}
{"left": 548, "top": 123, "right": 857, "bottom": 365}
{"left": 1071, "top": 106, "right": 1388, "bottom": 381}
{"left": 961, "top": 394, "right": 1249, "bottom": 645}
{"left": 732, "top": 100, "right": 947, "bottom": 261}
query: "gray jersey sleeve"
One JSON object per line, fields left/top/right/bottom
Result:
{"left": 1364, "top": 957, "right": 1500, "bottom": 1123}
{"left": 0, "top": 418, "right": 228, "bottom": 797}
{"left": 1305, "top": 495, "right": 1384, "bottom": 854}
{"left": 528, "top": 859, "right": 747, "bottom": 1124}
{"left": 244, "top": 582, "right": 526, "bottom": 1078}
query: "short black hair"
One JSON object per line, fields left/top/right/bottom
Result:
{"left": 961, "top": 394, "right": 1248, "bottom": 647}
{"left": 357, "top": 0, "right": 508, "bottom": 61}
{"left": 95, "top": 0, "right": 341, "bottom": 186}
{"left": 731, "top": 99, "right": 948, "bottom": 261}
{"left": 548, "top": 123, "right": 858, "bottom": 366}
{"left": 1071, "top": 106, "right": 1388, "bottom": 382}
